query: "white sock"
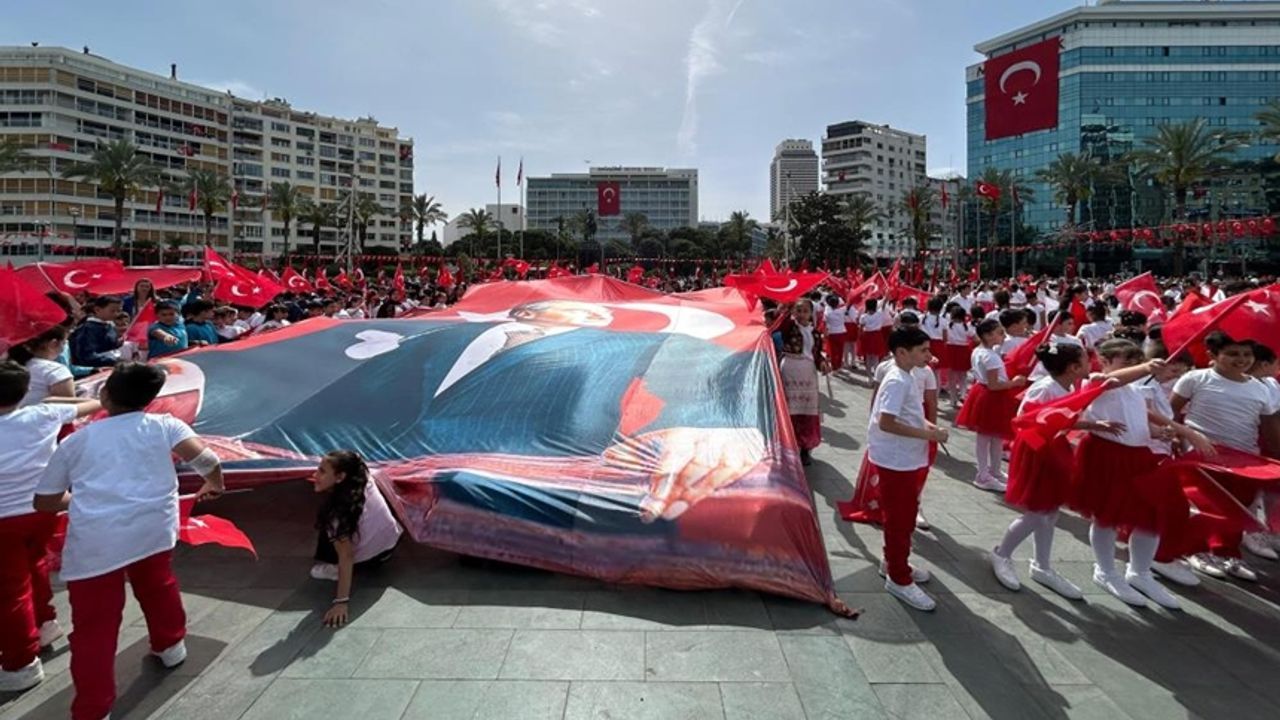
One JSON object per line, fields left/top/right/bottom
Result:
{"left": 1090, "top": 524, "right": 1118, "bottom": 576}
{"left": 987, "top": 435, "right": 1004, "bottom": 478}
{"left": 975, "top": 435, "right": 993, "bottom": 478}
{"left": 1031, "top": 511, "right": 1057, "bottom": 569}
{"left": 1129, "top": 530, "right": 1160, "bottom": 576}
{"left": 996, "top": 515, "right": 1037, "bottom": 558}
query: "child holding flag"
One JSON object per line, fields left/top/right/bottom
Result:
{"left": 956, "top": 318, "right": 1027, "bottom": 492}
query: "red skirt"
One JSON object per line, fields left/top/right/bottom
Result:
{"left": 1005, "top": 433, "right": 1073, "bottom": 512}
{"left": 944, "top": 344, "right": 971, "bottom": 372}
{"left": 857, "top": 328, "right": 888, "bottom": 359}
{"left": 928, "top": 340, "right": 946, "bottom": 365}
{"left": 791, "top": 414, "right": 821, "bottom": 450}
{"left": 1070, "top": 435, "right": 1184, "bottom": 533}
{"left": 955, "top": 383, "right": 1018, "bottom": 439}
{"left": 826, "top": 333, "right": 847, "bottom": 371}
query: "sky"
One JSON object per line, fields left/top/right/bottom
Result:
{"left": 9, "top": 0, "right": 1082, "bottom": 223}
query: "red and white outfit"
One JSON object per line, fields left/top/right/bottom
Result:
{"left": 856, "top": 309, "right": 888, "bottom": 361}
{"left": 921, "top": 313, "right": 946, "bottom": 371}
{"left": 841, "top": 361, "right": 937, "bottom": 524}
{"left": 824, "top": 305, "right": 848, "bottom": 372}
{"left": 866, "top": 364, "right": 931, "bottom": 586}
{"left": 1005, "top": 377, "right": 1075, "bottom": 513}
{"left": 1029, "top": 334, "right": 1083, "bottom": 382}
{"left": 778, "top": 319, "right": 825, "bottom": 451}
{"left": 0, "top": 403, "right": 78, "bottom": 676}
{"left": 942, "top": 322, "right": 973, "bottom": 375}
{"left": 36, "top": 412, "right": 197, "bottom": 720}
{"left": 956, "top": 347, "right": 1019, "bottom": 440}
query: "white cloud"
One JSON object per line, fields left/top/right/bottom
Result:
{"left": 678, "top": 0, "right": 744, "bottom": 155}
{"left": 491, "top": 0, "right": 603, "bottom": 46}
{"left": 927, "top": 166, "right": 965, "bottom": 179}
{"left": 189, "top": 79, "right": 264, "bottom": 99}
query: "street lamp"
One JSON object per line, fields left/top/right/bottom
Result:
{"left": 69, "top": 206, "right": 81, "bottom": 257}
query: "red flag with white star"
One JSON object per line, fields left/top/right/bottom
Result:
{"left": 178, "top": 495, "right": 257, "bottom": 557}
{"left": 984, "top": 37, "right": 1060, "bottom": 140}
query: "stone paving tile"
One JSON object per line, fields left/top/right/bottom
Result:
{"left": 401, "top": 680, "right": 569, "bottom": 720}
{"left": 562, "top": 681, "right": 725, "bottom": 720}
{"left": 719, "top": 682, "right": 807, "bottom": 720}
{"left": 643, "top": 631, "right": 790, "bottom": 682}
{"left": 353, "top": 628, "right": 514, "bottom": 680}
{"left": 279, "top": 627, "right": 382, "bottom": 679}
{"left": 239, "top": 678, "right": 417, "bottom": 720}
{"left": 452, "top": 590, "right": 585, "bottom": 629}
{"left": 580, "top": 588, "right": 709, "bottom": 630}
{"left": 845, "top": 636, "right": 942, "bottom": 684}
{"left": 500, "top": 630, "right": 645, "bottom": 681}
{"left": 872, "top": 683, "right": 972, "bottom": 720}
{"left": 778, "top": 634, "right": 885, "bottom": 719}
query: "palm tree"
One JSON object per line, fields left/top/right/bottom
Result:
{"left": 1035, "top": 152, "right": 1103, "bottom": 227}
{"left": 840, "top": 195, "right": 882, "bottom": 248}
{"left": 298, "top": 200, "right": 336, "bottom": 256}
{"left": 185, "top": 168, "right": 232, "bottom": 247}
{"left": 410, "top": 193, "right": 448, "bottom": 246}
{"left": 352, "top": 193, "right": 386, "bottom": 253}
{"left": 61, "top": 140, "right": 163, "bottom": 251}
{"left": 266, "top": 181, "right": 304, "bottom": 259}
{"left": 974, "top": 167, "right": 1035, "bottom": 271}
{"left": 0, "top": 137, "right": 38, "bottom": 175}
{"left": 458, "top": 208, "right": 492, "bottom": 257}
{"left": 1130, "top": 118, "right": 1246, "bottom": 274}
{"left": 621, "top": 212, "right": 649, "bottom": 247}
{"left": 1255, "top": 100, "right": 1280, "bottom": 162}
{"left": 901, "top": 186, "right": 938, "bottom": 258}
{"left": 722, "top": 210, "right": 758, "bottom": 258}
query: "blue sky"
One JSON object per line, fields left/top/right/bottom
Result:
{"left": 9, "top": 0, "right": 1075, "bottom": 223}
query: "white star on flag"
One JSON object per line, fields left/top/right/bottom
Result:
{"left": 1012, "top": 91, "right": 1029, "bottom": 105}
{"left": 1245, "top": 300, "right": 1270, "bottom": 316}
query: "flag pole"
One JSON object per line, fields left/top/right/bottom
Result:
{"left": 1010, "top": 193, "right": 1017, "bottom": 280}
{"left": 496, "top": 156, "right": 503, "bottom": 263}
{"left": 519, "top": 159, "right": 525, "bottom": 259}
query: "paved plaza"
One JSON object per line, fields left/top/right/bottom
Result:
{"left": 3, "top": 372, "right": 1280, "bottom": 720}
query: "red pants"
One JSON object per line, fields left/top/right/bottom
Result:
{"left": 67, "top": 550, "right": 186, "bottom": 720}
{"left": 0, "top": 512, "right": 58, "bottom": 671}
{"left": 826, "top": 333, "right": 846, "bottom": 371}
{"left": 876, "top": 464, "right": 928, "bottom": 586}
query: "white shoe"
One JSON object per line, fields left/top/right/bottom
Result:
{"left": 310, "top": 562, "right": 340, "bottom": 582}
{"left": 1124, "top": 568, "right": 1181, "bottom": 610}
{"left": 38, "top": 619, "right": 64, "bottom": 648}
{"left": 0, "top": 657, "right": 44, "bottom": 691}
{"left": 915, "top": 510, "right": 931, "bottom": 530}
{"left": 1188, "top": 553, "right": 1228, "bottom": 579}
{"left": 885, "top": 579, "right": 936, "bottom": 612}
{"left": 1242, "top": 533, "right": 1279, "bottom": 561}
{"left": 1151, "top": 560, "right": 1200, "bottom": 587}
{"left": 152, "top": 639, "right": 187, "bottom": 668}
{"left": 1092, "top": 567, "right": 1147, "bottom": 608}
{"left": 1223, "top": 558, "right": 1259, "bottom": 582}
{"left": 1030, "top": 563, "right": 1083, "bottom": 600}
{"left": 879, "top": 563, "right": 932, "bottom": 584}
{"left": 990, "top": 550, "right": 1021, "bottom": 591}
{"left": 973, "top": 474, "right": 1007, "bottom": 493}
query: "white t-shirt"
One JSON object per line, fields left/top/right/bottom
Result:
{"left": 0, "top": 404, "right": 77, "bottom": 518}
{"left": 348, "top": 478, "right": 403, "bottom": 563}
{"left": 824, "top": 307, "right": 847, "bottom": 335}
{"left": 1173, "top": 369, "right": 1280, "bottom": 455}
{"left": 867, "top": 364, "right": 929, "bottom": 471}
{"left": 874, "top": 359, "right": 938, "bottom": 395}
{"left": 921, "top": 313, "right": 944, "bottom": 341}
{"left": 970, "top": 347, "right": 1007, "bottom": 386}
{"left": 36, "top": 413, "right": 197, "bottom": 581}
{"left": 21, "top": 357, "right": 74, "bottom": 407}
{"left": 1011, "top": 290, "right": 1028, "bottom": 308}
{"left": 1083, "top": 382, "right": 1151, "bottom": 448}
{"left": 1017, "top": 376, "right": 1072, "bottom": 414}
{"left": 999, "top": 335, "right": 1027, "bottom": 358}
{"left": 949, "top": 294, "right": 974, "bottom": 312}
{"left": 1141, "top": 377, "right": 1177, "bottom": 456}
{"left": 944, "top": 322, "right": 972, "bottom": 346}
{"left": 858, "top": 310, "right": 887, "bottom": 332}
{"left": 1077, "top": 321, "right": 1112, "bottom": 350}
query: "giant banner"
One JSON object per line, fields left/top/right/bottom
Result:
{"left": 77, "top": 276, "right": 846, "bottom": 610}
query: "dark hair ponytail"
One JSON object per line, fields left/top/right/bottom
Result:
{"left": 1034, "top": 342, "right": 1085, "bottom": 376}
{"left": 316, "top": 450, "right": 369, "bottom": 542}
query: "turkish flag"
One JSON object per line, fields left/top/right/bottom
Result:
{"left": 188, "top": 188, "right": 198, "bottom": 211}
{"left": 203, "top": 247, "right": 237, "bottom": 282}
{"left": 437, "top": 265, "right": 455, "bottom": 288}
{"left": 984, "top": 37, "right": 1060, "bottom": 140}
{"left": 725, "top": 268, "right": 829, "bottom": 305}
{"left": 281, "top": 266, "right": 314, "bottom": 293}
{"left": 206, "top": 248, "right": 283, "bottom": 308}
{"left": 885, "top": 259, "right": 902, "bottom": 289}
{"left": 1011, "top": 380, "right": 1110, "bottom": 450}
{"left": 846, "top": 272, "right": 889, "bottom": 307}
{"left": 968, "top": 265, "right": 981, "bottom": 283}
{"left": 1004, "top": 312, "right": 1061, "bottom": 380}
{"left": 258, "top": 267, "right": 281, "bottom": 284}
{"left": 597, "top": 181, "right": 621, "bottom": 216}
{"left": 0, "top": 267, "right": 68, "bottom": 352}
{"left": 314, "top": 273, "right": 332, "bottom": 292}
{"left": 393, "top": 263, "right": 405, "bottom": 298}
{"left": 1161, "top": 292, "right": 1251, "bottom": 365}
{"left": 124, "top": 300, "right": 155, "bottom": 345}
{"left": 975, "top": 181, "right": 1001, "bottom": 201}
{"left": 547, "top": 263, "right": 571, "bottom": 279}
{"left": 891, "top": 285, "right": 932, "bottom": 309}
{"left": 627, "top": 265, "right": 645, "bottom": 284}
{"left": 178, "top": 496, "right": 257, "bottom": 557}
{"left": 586, "top": 263, "right": 600, "bottom": 274}
{"left": 17, "top": 259, "right": 126, "bottom": 295}
{"left": 1114, "top": 272, "right": 1166, "bottom": 322}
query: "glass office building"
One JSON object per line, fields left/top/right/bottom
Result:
{"left": 526, "top": 167, "right": 698, "bottom": 244}
{"left": 966, "top": 1, "right": 1280, "bottom": 262}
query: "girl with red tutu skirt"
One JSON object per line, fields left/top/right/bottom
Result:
{"left": 956, "top": 318, "right": 1027, "bottom": 493}
{"left": 941, "top": 306, "right": 973, "bottom": 408}
{"left": 855, "top": 298, "right": 888, "bottom": 374}
{"left": 1072, "top": 339, "right": 1209, "bottom": 610}
{"left": 777, "top": 302, "right": 830, "bottom": 467}
{"left": 991, "top": 343, "right": 1104, "bottom": 599}
{"left": 840, "top": 313, "right": 938, "bottom": 529}
{"left": 921, "top": 296, "right": 947, "bottom": 391}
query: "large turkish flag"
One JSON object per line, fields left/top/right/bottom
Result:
{"left": 984, "top": 37, "right": 1060, "bottom": 141}
{"left": 597, "top": 181, "right": 621, "bottom": 216}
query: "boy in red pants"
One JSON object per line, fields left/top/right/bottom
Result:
{"left": 867, "top": 327, "right": 948, "bottom": 612}
{"left": 0, "top": 361, "right": 100, "bottom": 692}
{"left": 34, "top": 362, "right": 224, "bottom": 720}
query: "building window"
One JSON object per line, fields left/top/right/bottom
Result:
{"left": 297, "top": 170, "right": 315, "bottom": 180}
{"left": 271, "top": 168, "right": 290, "bottom": 178}
{"left": 271, "top": 121, "right": 289, "bottom": 132}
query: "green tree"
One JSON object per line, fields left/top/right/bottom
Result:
{"left": 789, "top": 192, "right": 862, "bottom": 264}
{"left": 722, "top": 210, "right": 758, "bottom": 258}
{"left": 1256, "top": 100, "right": 1280, "bottom": 162}
{"left": 61, "top": 140, "right": 163, "bottom": 251}
{"left": 409, "top": 193, "right": 448, "bottom": 246}
{"left": 351, "top": 193, "right": 386, "bottom": 253}
{"left": 0, "top": 137, "right": 38, "bottom": 174}
{"left": 458, "top": 208, "right": 493, "bottom": 257}
{"left": 621, "top": 212, "right": 649, "bottom": 247}
{"left": 1034, "top": 152, "right": 1103, "bottom": 227}
{"left": 901, "top": 186, "right": 939, "bottom": 258}
{"left": 185, "top": 168, "right": 232, "bottom": 247}
{"left": 266, "top": 181, "right": 304, "bottom": 260}
{"left": 1130, "top": 118, "right": 1245, "bottom": 274}
{"left": 299, "top": 199, "right": 336, "bottom": 256}
{"left": 840, "top": 195, "right": 882, "bottom": 250}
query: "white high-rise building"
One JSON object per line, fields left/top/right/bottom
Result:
{"left": 769, "top": 139, "right": 818, "bottom": 222}
{"left": 526, "top": 167, "right": 698, "bottom": 243}
{"left": 821, "top": 120, "right": 928, "bottom": 259}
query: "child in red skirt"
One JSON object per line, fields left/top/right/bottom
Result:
{"left": 867, "top": 326, "right": 948, "bottom": 612}
{"left": 856, "top": 298, "right": 888, "bottom": 374}
{"left": 921, "top": 296, "right": 946, "bottom": 391}
{"left": 941, "top": 306, "right": 973, "bottom": 408}
{"left": 956, "top": 318, "right": 1027, "bottom": 492}
{"left": 822, "top": 295, "right": 849, "bottom": 373}
{"left": 990, "top": 343, "right": 1110, "bottom": 599}
{"left": 777, "top": 302, "right": 830, "bottom": 466}
{"left": 1073, "top": 339, "right": 1206, "bottom": 610}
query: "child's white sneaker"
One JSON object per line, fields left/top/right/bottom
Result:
{"left": 38, "top": 619, "right": 64, "bottom": 648}
{"left": 152, "top": 639, "right": 187, "bottom": 668}
{"left": 0, "top": 658, "right": 43, "bottom": 691}
{"left": 310, "top": 562, "right": 340, "bottom": 581}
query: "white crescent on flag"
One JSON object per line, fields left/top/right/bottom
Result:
{"left": 230, "top": 282, "right": 250, "bottom": 298}
{"left": 1130, "top": 290, "right": 1162, "bottom": 313}
{"left": 62, "top": 269, "right": 90, "bottom": 289}
{"left": 288, "top": 276, "right": 307, "bottom": 289}
{"left": 999, "top": 60, "right": 1042, "bottom": 94}
{"left": 763, "top": 279, "right": 799, "bottom": 293}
